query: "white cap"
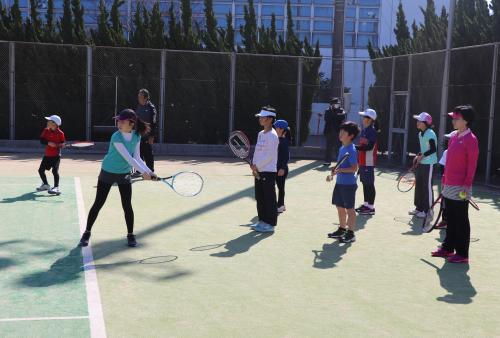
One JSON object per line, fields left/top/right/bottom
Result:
{"left": 358, "top": 108, "right": 377, "bottom": 120}
{"left": 255, "top": 109, "right": 276, "bottom": 118}
{"left": 413, "top": 112, "right": 433, "bottom": 124}
{"left": 44, "top": 115, "right": 62, "bottom": 126}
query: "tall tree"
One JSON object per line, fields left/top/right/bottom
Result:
{"left": 166, "top": 2, "right": 182, "bottom": 49}
{"left": 10, "top": 0, "right": 24, "bottom": 41}
{"left": 240, "top": 0, "right": 257, "bottom": 53}
{"left": 492, "top": 0, "right": 500, "bottom": 42}
{"left": 59, "top": 0, "right": 73, "bottom": 43}
{"left": 394, "top": 0, "right": 411, "bottom": 52}
{"left": 150, "top": 1, "right": 165, "bottom": 48}
{"left": 43, "top": 0, "right": 59, "bottom": 42}
{"left": 285, "top": 0, "right": 301, "bottom": 55}
{"left": 110, "top": 0, "right": 127, "bottom": 46}
{"left": 25, "top": 0, "right": 42, "bottom": 42}
{"left": 72, "top": 0, "right": 86, "bottom": 44}
{"left": 180, "top": 0, "right": 197, "bottom": 49}
{"left": 0, "top": 2, "right": 8, "bottom": 40}
{"left": 91, "top": 0, "right": 113, "bottom": 46}
{"left": 202, "top": 0, "right": 218, "bottom": 51}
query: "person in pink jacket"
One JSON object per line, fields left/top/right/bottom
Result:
{"left": 431, "top": 105, "right": 479, "bottom": 263}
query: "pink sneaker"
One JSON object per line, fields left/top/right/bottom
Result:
{"left": 431, "top": 248, "right": 454, "bottom": 257}
{"left": 447, "top": 254, "right": 469, "bottom": 263}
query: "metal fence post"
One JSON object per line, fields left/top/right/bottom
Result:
{"left": 485, "top": 43, "right": 499, "bottom": 185}
{"left": 228, "top": 52, "right": 236, "bottom": 134}
{"left": 159, "top": 49, "right": 166, "bottom": 143}
{"left": 8, "top": 42, "right": 15, "bottom": 140}
{"left": 86, "top": 46, "right": 92, "bottom": 141}
{"left": 402, "top": 55, "right": 413, "bottom": 167}
{"left": 295, "top": 56, "right": 303, "bottom": 146}
{"left": 360, "top": 60, "right": 367, "bottom": 111}
{"left": 387, "top": 57, "right": 396, "bottom": 161}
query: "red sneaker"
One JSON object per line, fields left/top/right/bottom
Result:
{"left": 431, "top": 248, "right": 454, "bottom": 257}
{"left": 434, "top": 221, "right": 447, "bottom": 229}
{"left": 447, "top": 254, "right": 469, "bottom": 263}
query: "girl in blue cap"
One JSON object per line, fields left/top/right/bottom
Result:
{"left": 274, "top": 120, "right": 291, "bottom": 213}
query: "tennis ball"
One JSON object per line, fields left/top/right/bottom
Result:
{"left": 459, "top": 191, "right": 467, "bottom": 200}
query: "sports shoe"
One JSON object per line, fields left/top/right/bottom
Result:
{"left": 327, "top": 227, "right": 346, "bottom": 239}
{"left": 359, "top": 207, "right": 375, "bottom": 216}
{"left": 434, "top": 221, "right": 447, "bottom": 229}
{"left": 256, "top": 222, "right": 275, "bottom": 233}
{"left": 323, "top": 162, "right": 331, "bottom": 166}
{"left": 277, "top": 206, "right": 286, "bottom": 213}
{"left": 431, "top": 248, "right": 454, "bottom": 257}
{"left": 36, "top": 184, "right": 50, "bottom": 191}
{"left": 127, "top": 234, "right": 138, "bottom": 247}
{"left": 340, "top": 230, "right": 356, "bottom": 243}
{"left": 250, "top": 221, "right": 262, "bottom": 230}
{"left": 79, "top": 231, "right": 91, "bottom": 247}
{"left": 131, "top": 171, "right": 142, "bottom": 178}
{"left": 415, "top": 211, "right": 426, "bottom": 218}
{"left": 355, "top": 205, "right": 367, "bottom": 213}
{"left": 48, "top": 186, "right": 61, "bottom": 195}
{"left": 408, "top": 209, "right": 420, "bottom": 215}
{"left": 447, "top": 254, "right": 469, "bottom": 264}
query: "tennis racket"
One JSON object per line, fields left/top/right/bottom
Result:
{"left": 228, "top": 130, "right": 260, "bottom": 180}
{"left": 326, "top": 152, "right": 350, "bottom": 182}
{"left": 153, "top": 171, "right": 204, "bottom": 197}
{"left": 397, "top": 163, "right": 417, "bottom": 192}
{"left": 65, "top": 141, "right": 95, "bottom": 148}
{"left": 423, "top": 195, "right": 480, "bottom": 233}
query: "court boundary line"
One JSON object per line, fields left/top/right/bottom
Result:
{"left": 75, "top": 177, "right": 107, "bottom": 338}
{"left": 0, "top": 316, "right": 89, "bottom": 322}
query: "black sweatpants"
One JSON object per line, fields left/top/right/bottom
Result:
{"left": 38, "top": 156, "right": 60, "bottom": 187}
{"left": 255, "top": 172, "right": 277, "bottom": 226}
{"left": 86, "top": 180, "right": 134, "bottom": 234}
{"left": 324, "top": 132, "right": 340, "bottom": 163}
{"left": 276, "top": 167, "right": 288, "bottom": 207}
{"left": 414, "top": 163, "right": 434, "bottom": 213}
{"left": 140, "top": 140, "right": 154, "bottom": 172}
{"left": 442, "top": 198, "right": 470, "bottom": 257}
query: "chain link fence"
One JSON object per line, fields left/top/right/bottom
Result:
{"left": 1, "top": 41, "right": 499, "bottom": 186}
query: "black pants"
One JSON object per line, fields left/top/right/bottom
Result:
{"left": 255, "top": 172, "right": 277, "bottom": 226}
{"left": 442, "top": 198, "right": 470, "bottom": 257}
{"left": 324, "top": 132, "right": 339, "bottom": 163}
{"left": 362, "top": 183, "right": 376, "bottom": 205}
{"left": 276, "top": 167, "right": 289, "bottom": 207}
{"left": 140, "top": 140, "right": 154, "bottom": 172}
{"left": 414, "top": 164, "right": 434, "bottom": 213}
{"left": 38, "top": 156, "right": 60, "bottom": 187}
{"left": 86, "top": 180, "right": 134, "bottom": 234}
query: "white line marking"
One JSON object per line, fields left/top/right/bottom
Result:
{"left": 0, "top": 316, "right": 89, "bottom": 322}
{"left": 75, "top": 177, "right": 107, "bottom": 338}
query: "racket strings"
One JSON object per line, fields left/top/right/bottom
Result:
{"left": 229, "top": 135, "right": 250, "bottom": 159}
{"left": 171, "top": 172, "right": 204, "bottom": 197}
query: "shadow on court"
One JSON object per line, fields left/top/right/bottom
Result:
{"left": 210, "top": 231, "right": 273, "bottom": 258}
{"left": 18, "top": 161, "right": 322, "bottom": 287}
{"left": 0, "top": 257, "right": 16, "bottom": 270}
{"left": 400, "top": 216, "right": 423, "bottom": 236}
{"left": 421, "top": 259, "right": 476, "bottom": 304}
{"left": 0, "top": 191, "right": 62, "bottom": 203}
{"left": 312, "top": 214, "right": 370, "bottom": 269}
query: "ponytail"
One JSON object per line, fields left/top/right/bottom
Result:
{"left": 374, "top": 119, "right": 381, "bottom": 133}
{"left": 135, "top": 117, "right": 151, "bottom": 136}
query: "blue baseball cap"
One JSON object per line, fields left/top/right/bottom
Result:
{"left": 274, "top": 119, "right": 289, "bottom": 129}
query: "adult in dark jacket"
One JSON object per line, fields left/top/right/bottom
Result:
{"left": 135, "top": 88, "right": 157, "bottom": 173}
{"left": 323, "top": 97, "right": 346, "bottom": 165}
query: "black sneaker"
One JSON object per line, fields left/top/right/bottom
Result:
{"left": 79, "top": 231, "right": 91, "bottom": 247}
{"left": 355, "top": 205, "right": 367, "bottom": 213}
{"left": 328, "top": 227, "right": 346, "bottom": 239}
{"left": 359, "top": 207, "right": 375, "bottom": 216}
{"left": 127, "top": 234, "right": 137, "bottom": 247}
{"left": 340, "top": 230, "right": 356, "bottom": 243}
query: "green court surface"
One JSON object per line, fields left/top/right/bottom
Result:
{"left": 1, "top": 154, "right": 500, "bottom": 337}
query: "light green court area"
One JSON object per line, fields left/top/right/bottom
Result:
{"left": 0, "top": 177, "right": 90, "bottom": 338}
{"left": 1, "top": 158, "right": 500, "bottom": 337}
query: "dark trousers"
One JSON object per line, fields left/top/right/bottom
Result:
{"left": 140, "top": 140, "right": 154, "bottom": 172}
{"left": 276, "top": 167, "right": 289, "bottom": 207}
{"left": 38, "top": 156, "right": 60, "bottom": 187}
{"left": 324, "top": 132, "right": 340, "bottom": 163}
{"left": 86, "top": 180, "right": 134, "bottom": 234}
{"left": 255, "top": 172, "right": 277, "bottom": 226}
{"left": 362, "top": 183, "right": 376, "bottom": 205}
{"left": 442, "top": 198, "right": 470, "bottom": 257}
{"left": 414, "top": 164, "right": 434, "bottom": 213}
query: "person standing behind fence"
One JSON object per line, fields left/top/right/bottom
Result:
{"left": 134, "top": 89, "right": 157, "bottom": 176}
{"left": 323, "top": 97, "right": 346, "bottom": 166}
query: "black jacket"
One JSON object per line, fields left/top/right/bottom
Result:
{"left": 135, "top": 101, "right": 157, "bottom": 139}
{"left": 277, "top": 137, "right": 290, "bottom": 171}
{"left": 323, "top": 107, "right": 346, "bottom": 135}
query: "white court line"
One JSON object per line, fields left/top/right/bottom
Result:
{"left": 0, "top": 316, "right": 89, "bottom": 322}
{"left": 75, "top": 177, "right": 107, "bottom": 338}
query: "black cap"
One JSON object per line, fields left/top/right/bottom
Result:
{"left": 330, "top": 97, "right": 340, "bottom": 104}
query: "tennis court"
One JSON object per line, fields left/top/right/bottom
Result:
{"left": 1, "top": 153, "right": 499, "bottom": 337}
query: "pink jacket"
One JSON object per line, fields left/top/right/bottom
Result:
{"left": 442, "top": 129, "right": 479, "bottom": 188}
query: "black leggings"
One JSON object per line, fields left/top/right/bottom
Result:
{"left": 442, "top": 198, "right": 470, "bottom": 257}
{"left": 85, "top": 180, "right": 134, "bottom": 234}
{"left": 362, "top": 183, "right": 376, "bottom": 205}
{"left": 276, "top": 168, "right": 288, "bottom": 207}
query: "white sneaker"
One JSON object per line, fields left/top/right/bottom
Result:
{"left": 256, "top": 222, "right": 275, "bottom": 233}
{"left": 277, "top": 206, "right": 286, "bottom": 213}
{"left": 36, "top": 184, "right": 50, "bottom": 191}
{"left": 415, "top": 211, "right": 426, "bottom": 218}
{"left": 48, "top": 187, "right": 61, "bottom": 195}
{"left": 408, "top": 209, "right": 419, "bottom": 215}
{"left": 250, "top": 221, "right": 261, "bottom": 230}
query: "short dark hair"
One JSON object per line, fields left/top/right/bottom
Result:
{"left": 261, "top": 105, "right": 276, "bottom": 113}
{"left": 339, "top": 121, "right": 360, "bottom": 140}
{"left": 138, "top": 88, "right": 150, "bottom": 100}
{"left": 453, "top": 104, "right": 475, "bottom": 127}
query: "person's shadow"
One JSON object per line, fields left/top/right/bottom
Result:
{"left": 18, "top": 247, "right": 83, "bottom": 287}
{"left": 312, "top": 213, "right": 370, "bottom": 269}
{"left": 0, "top": 257, "right": 16, "bottom": 270}
{"left": 421, "top": 259, "right": 476, "bottom": 304}
{"left": 210, "top": 231, "right": 273, "bottom": 258}
{"left": 0, "top": 191, "right": 60, "bottom": 203}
